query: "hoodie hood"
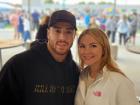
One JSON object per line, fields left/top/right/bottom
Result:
{"left": 30, "top": 43, "right": 74, "bottom": 68}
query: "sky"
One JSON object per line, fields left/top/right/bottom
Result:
{"left": 0, "top": 0, "right": 22, "bottom": 4}
{"left": 0, "top": 0, "right": 140, "bottom": 5}
{"left": 54, "top": 0, "right": 140, "bottom": 5}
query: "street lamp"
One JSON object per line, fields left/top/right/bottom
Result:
{"left": 27, "top": 0, "right": 32, "bottom": 40}
{"left": 114, "top": 0, "right": 116, "bottom": 16}
{"left": 62, "top": 0, "right": 66, "bottom": 9}
{"left": 27, "top": 0, "right": 31, "bottom": 14}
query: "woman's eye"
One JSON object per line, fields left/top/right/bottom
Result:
{"left": 91, "top": 44, "right": 97, "bottom": 48}
{"left": 79, "top": 45, "right": 85, "bottom": 48}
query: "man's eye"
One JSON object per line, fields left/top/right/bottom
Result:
{"left": 55, "top": 29, "right": 61, "bottom": 33}
{"left": 66, "top": 30, "right": 73, "bottom": 34}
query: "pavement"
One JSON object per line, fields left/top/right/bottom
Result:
{"left": 0, "top": 28, "right": 140, "bottom": 99}
{"left": 116, "top": 45, "right": 140, "bottom": 97}
{"left": 126, "top": 36, "right": 140, "bottom": 54}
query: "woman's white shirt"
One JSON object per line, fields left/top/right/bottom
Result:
{"left": 75, "top": 69, "right": 139, "bottom": 105}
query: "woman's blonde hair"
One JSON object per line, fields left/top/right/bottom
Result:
{"left": 78, "top": 28, "right": 125, "bottom": 76}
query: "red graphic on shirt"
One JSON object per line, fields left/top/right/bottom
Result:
{"left": 93, "top": 91, "right": 102, "bottom": 96}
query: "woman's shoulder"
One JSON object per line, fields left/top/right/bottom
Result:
{"left": 108, "top": 71, "right": 134, "bottom": 86}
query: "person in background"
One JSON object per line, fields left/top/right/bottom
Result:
{"left": 17, "top": 10, "right": 24, "bottom": 40}
{"left": 117, "top": 15, "right": 130, "bottom": 45}
{"left": 84, "top": 11, "right": 90, "bottom": 28}
{"left": 75, "top": 28, "right": 139, "bottom": 105}
{"left": 0, "top": 10, "right": 79, "bottom": 105}
{"left": 31, "top": 10, "right": 40, "bottom": 31}
{"left": 9, "top": 10, "right": 19, "bottom": 39}
{"left": 22, "top": 13, "right": 31, "bottom": 42}
{"left": 105, "top": 16, "right": 117, "bottom": 43}
{"left": 30, "top": 15, "right": 50, "bottom": 47}
{"left": 36, "top": 15, "right": 50, "bottom": 42}
{"left": 129, "top": 12, "right": 138, "bottom": 45}
{"left": 99, "top": 14, "right": 107, "bottom": 32}
{"left": 89, "top": 16, "right": 99, "bottom": 29}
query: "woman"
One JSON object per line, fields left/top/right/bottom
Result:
{"left": 117, "top": 15, "right": 130, "bottom": 45}
{"left": 75, "top": 28, "right": 139, "bottom": 105}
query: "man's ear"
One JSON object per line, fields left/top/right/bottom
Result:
{"left": 47, "top": 29, "right": 50, "bottom": 40}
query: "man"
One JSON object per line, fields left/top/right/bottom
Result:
{"left": 0, "top": 10, "right": 79, "bottom": 105}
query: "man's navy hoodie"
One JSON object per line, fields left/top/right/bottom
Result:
{"left": 0, "top": 43, "right": 79, "bottom": 105}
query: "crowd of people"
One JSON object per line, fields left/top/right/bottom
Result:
{"left": 6, "top": 9, "right": 42, "bottom": 42}
{"left": 82, "top": 12, "right": 139, "bottom": 45}
{"left": 0, "top": 7, "right": 139, "bottom": 47}
{"left": 105, "top": 12, "right": 138, "bottom": 45}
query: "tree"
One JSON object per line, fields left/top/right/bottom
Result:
{"left": 44, "top": 0, "right": 53, "bottom": 3}
{"left": 78, "top": 2, "right": 85, "bottom": 5}
{"left": 98, "top": 1, "right": 107, "bottom": 5}
{"left": 98, "top": 1, "right": 113, "bottom": 5}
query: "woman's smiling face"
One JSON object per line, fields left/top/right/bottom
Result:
{"left": 78, "top": 34, "right": 103, "bottom": 66}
